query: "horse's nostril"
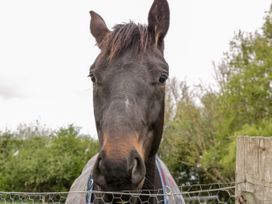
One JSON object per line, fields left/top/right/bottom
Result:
{"left": 131, "top": 158, "right": 138, "bottom": 174}
{"left": 92, "top": 155, "right": 106, "bottom": 188}
{"left": 130, "top": 151, "right": 146, "bottom": 187}
{"left": 98, "top": 158, "right": 102, "bottom": 171}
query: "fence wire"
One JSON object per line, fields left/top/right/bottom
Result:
{"left": 2, "top": 183, "right": 271, "bottom": 203}
{"left": 182, "top": 183, "right": 236, "bottom": 203}
{"left": 0, "top": 183, "right": 239, "bottom": 204}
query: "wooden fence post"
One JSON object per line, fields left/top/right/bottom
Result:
{"left": 235, "top": 136, "right": 272, "bottom": 204}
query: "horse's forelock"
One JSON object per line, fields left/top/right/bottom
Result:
{"left": 100, "top": 22, "right": 151, "bottom": 61}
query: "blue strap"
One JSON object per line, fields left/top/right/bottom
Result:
{"left": 85, "top": 176, "right": 94, "bottom": 204}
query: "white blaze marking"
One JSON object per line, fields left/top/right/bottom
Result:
{"left": 125, "top": 97, "right": 130, "bottom": 110}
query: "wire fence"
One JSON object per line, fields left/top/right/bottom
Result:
{"left": 182, "top": 183, "right": 236, "bottom": 203}
{"left": 0, "top": 183, "right": 237, "bottom": 204}
{"left": 1, "top": 182, "right": 272, "bottom": 203}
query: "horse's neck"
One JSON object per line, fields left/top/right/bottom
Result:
{"left": 140, "top": 156, "right": 163, "bottom": 204}
{"left": 143, "top": 155, "right": 162, "bottom": 190}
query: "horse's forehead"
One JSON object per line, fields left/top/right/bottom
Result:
{"left": 96, "top": 50, "right": 163, "bottom": 70}
{"left": 95, "top": 55, "right": 144, "bottom": 73}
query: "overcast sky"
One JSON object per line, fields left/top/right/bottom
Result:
{"left": 0, "top": 0, "right": 271, "bottom": 135}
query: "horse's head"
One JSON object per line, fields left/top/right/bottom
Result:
{"left": 89, "top": 0, "right": 169, "bottom": 191}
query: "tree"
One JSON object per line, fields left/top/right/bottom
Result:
{"left": 160, "top": 4, "right": 272, "bottom": 185}
{"left": 160, "top": 80, "right": 219, "bottom": 184}
{"left": 202, "top": 5, "right": 272, "bottom": 181}
{"left": 0, "top": 124, "right": 98, "bottom": 192}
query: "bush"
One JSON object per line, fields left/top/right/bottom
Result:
{"left": 0, "top": 124, "right": 98, "bottom": 192}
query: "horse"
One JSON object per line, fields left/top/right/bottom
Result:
{"left": 66, "top": 0, "right": 184, "bottom": 203}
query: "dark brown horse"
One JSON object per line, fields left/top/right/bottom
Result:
{"left": 90, "top": 0, "right": 169, "bottom": 192}
{"left": 66, "top": 0, "right": 184, "bottom": 203}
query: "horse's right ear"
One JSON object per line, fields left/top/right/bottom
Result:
{"left": 90, "top": 11, "right": 110, "bottom": 48}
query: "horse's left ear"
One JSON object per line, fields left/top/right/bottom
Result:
{"left": 148, "top": 0, "right": 170, "bottom": 50}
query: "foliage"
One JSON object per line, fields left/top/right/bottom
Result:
{"left": 160, "top": 4, "right": 272, "bottom": 185}
{"left": 0, "top": 124, "right": 98, "bottom": 192}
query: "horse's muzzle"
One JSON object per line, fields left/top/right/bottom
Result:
{"left": 92, "top": 149, "right": 146, "bottom": 191}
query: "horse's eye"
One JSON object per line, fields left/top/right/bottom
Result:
{"left": 159, "top": 72, "right": 168, "bottom": 84}
{"left": 89, "top": 73, "right": 96, "bottom": 83}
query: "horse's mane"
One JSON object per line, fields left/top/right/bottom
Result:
{"left": 100, "top": 22, "right": 151, "bottom": 60}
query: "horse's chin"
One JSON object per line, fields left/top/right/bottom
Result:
{"left": 93, "top": 178, "right": 146, "bottom": 203}
{"left": 95, "top": 177, "right": 145, "bottom": 192}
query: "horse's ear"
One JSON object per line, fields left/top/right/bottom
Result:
{"left": 90, "top": 11, "right": 110, "bottom": 48}
{"left": 148, "top": 0, "right": 170, "bottom": 50}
